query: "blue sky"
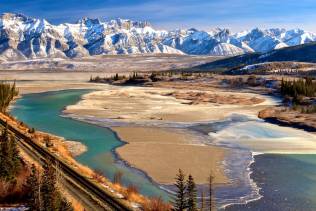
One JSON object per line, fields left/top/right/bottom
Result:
{"left": 0, "top": 0, "right": 315, "bottom": 32}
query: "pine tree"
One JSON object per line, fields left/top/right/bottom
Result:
{"left": 186, "top": 174, "right": 197, "bottom": 211}
{"left": 0, "top": 127, "right": 10, "bottom": 179}
{"left": 0, "top": 127, "right": 21, "bottom": 181}
{"left": 208, "top": 174, "right": 214, "bottom": 211}
{"left": 0, "top": 81, "right": 19, "bottom": 113}
{"left": 26, "top": 164, "right": 42, "bottom": 211}
{"left": 173, "top": 169, "right": 186, "bottom": 211}
{"left": 41, "top": 161, "right": 73, "bottom": 211}
{"left": 200, "top": 191, "right": 205, "bottom": 211}
{"left": 59, "top": 198, "right": 74, "bottom": 211}
{"left": 42, "top": 161, "right": 59, "bottom": 211}
{"left": 8, "top": 133, "right": 21, "bottom": 173}
{"left": 114, "top": 73, "right": 119, "bottom": 81}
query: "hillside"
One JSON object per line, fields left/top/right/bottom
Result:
{"left": 190, "top": 42, "right": 316, "bottom": 72}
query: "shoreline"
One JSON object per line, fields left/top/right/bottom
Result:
{"left": 220, "top": 152, "right": 263, "bottom": 209}
{"left": 223, "top": 152, "right": 263, "bottom": 210}
{"left": 60, "top": 84, "right": 283, "bottom": 208}
{"left": 262, "top": 117, "right": 316, "bottom": 133}
{"left": 11, "top": 78, "right": 316, "bottom": 209}
{"left": 64, "top": 112, "right": 272, "bottom": 208}
{"left": 111, "top": 126, "right": 229, "bottom": 185}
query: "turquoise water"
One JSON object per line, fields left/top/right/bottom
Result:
{"left": 11, "top": 89, "right": 169, "bottom": 200}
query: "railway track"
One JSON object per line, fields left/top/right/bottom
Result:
{"left": 0, "top": 117, "right": 133, "bottom": 211}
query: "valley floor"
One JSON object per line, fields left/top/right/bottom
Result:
{"left": 5, "top": 70, "right": 316, "bottom": 209}
{"left": 63, "top": 84, "right": 274, "bottom": 185}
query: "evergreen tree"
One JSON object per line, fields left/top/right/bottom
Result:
{"left": 0, "top": 127, "right": 21, "bottom": 181}
{"left": 25, "top": 162, "right": 73, "bottom": 211}
{"left": 0, "top": 81, "right": 19, "bottom": 113}
{"left": 173, "top": 169, "right": 186, "bottom": 211}
{"left": 280, "top": 77, "right": 316, "bottom": 99}
{"left": 8, "top": 133, "right": 21, "bottom": 172}
{"left": 200, "top": 191, "right": 205, "bottom": 211}
{"left": 0, "top": 126, "right": 10, "bottom": 179}
{"left": 186, "top": 174, "right": 197, "bottom": 211}
{"left": 41, "top": 161, "right": 73, "bottom": 211}
{"left": 42, "top": 161, "right": 59, "bottom": 211}
{"left": 26, "top": 164, "right": 42, "bottom": 211}
{"left": 113, "top": 73, "right": 119, "bottom": 81}
{"left": 208, "top": 174, "right": 214, "bottom": 211}
{"left": 59, "top": 198, "right": 74, "bottom": 211}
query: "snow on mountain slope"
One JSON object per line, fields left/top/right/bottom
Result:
{"left": 233, "top": 28, "right": 316, "bottom": 53}
{"left": 209, "top": 43, "right": 245, "bottom": 56}
{"left": 0, "top": 13, "right": 315, "bottom": 60}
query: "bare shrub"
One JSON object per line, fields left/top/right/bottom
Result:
{"left": 142, "top": 197, "right": 172, "bottom": 211}
{"left": 124, "top": 184, "right": 142, "bottom": 202}
{"left": 113, "top": 170, "right": 123, "bottom": 184}
{"left": 92, "top": 169, "right": 104, "bottom": 183}
{"left": 0, "top": 166, "right": 29, "bottom": 203}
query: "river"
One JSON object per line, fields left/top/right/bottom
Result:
{"left": 11, "top": 89, "right": 316, "bottom": 210}
{"left": 11, "top": 89, "right": 169, "bottom": 199}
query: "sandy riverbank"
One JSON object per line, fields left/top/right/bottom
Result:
{"left": 64, "top": 84, "right": 278, "bottom": 186}
{"left": 65, "top": 86, "right": 274, "bottom": 123}
{"left": 13, "top": 78, "right": 231, "bottom": 185}
{"left": 7, "top": 73, "right": 288, "bottom": 188}
{"left": 113, "top": 127, "right": 227, "bottom": 185}
{"left": 64, "top": 140, "right": 88, "bottom": 157}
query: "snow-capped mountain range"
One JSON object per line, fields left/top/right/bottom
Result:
{"left": 0, "top": 13, "right": 315, "bottom": 61}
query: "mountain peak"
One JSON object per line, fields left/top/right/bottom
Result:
{"left": 77, "top": 17, "right": 101, "bottom": 25}
{"left": 107, "top": 18, "right": 152, "bottom": 29}
{"left": 0, "top": 13, "right": 315, "bottom": 59}
{"left": 0, "top": 13, "right": 29, "bottom": 21}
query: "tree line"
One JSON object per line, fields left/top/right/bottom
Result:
{"left": 0, "top": 125, "right": 73, "bottom": 210}
{"left": 25, "top": 162, "right": 73, "bottom": 211}
{"left": 0, "top": 125, "right": 22, "bottom": 181}
{"left": 281, "top": 77, "right": 316, "bottom": 99}
{"left": 173, "top": 169, "right": 214, "bottom": 211}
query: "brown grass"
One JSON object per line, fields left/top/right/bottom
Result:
{"left": 0, "top": 112, "right": 150, "bottom": 208}
{"left": 57, "top": 183, "right": 85, "bottom": 211}
{"left": 0, "top": 166, "right": 30, "bottom": 203}
{"left": 92, "top": 169, "right": 104, "bottom": 183}
{"left": 0, "top": 113, "right": 94, "bottom": 177}
{"left": 123, "top": 184, "right": 145, "bottom": 203}
{"left": 142, "top": 197, "right": 172, "bottom": 211}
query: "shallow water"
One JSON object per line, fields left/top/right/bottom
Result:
{"left": 226, "top": 154, "right": 316, "bottom": 210}
{"left": 11, "top": 89, "right": 169, "bottom": 199}
{"left": 191, "top": 114, "right": 316, "bottom": 209}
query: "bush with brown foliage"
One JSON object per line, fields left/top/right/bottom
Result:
{"left": 92, "top": 169, "right": 104, "bottom": 183}
{"left": 0, "top": 166, "right": 29, "bottom": 203}
{"left": 142, "top": 197, "right": 172, "bottom": 211}
{"left": 113, "top": 170, "right": 123, "bottom": 184}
